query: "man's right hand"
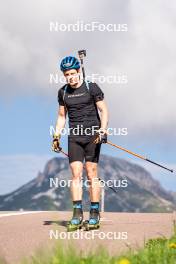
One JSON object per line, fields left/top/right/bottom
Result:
{"left": 52, "top": 134, "right": 61, "bottom": 152}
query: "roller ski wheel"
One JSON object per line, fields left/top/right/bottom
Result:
{"left": 84, "top": 220, "right": 100, "bottom": 231}
{"left": 67, "top": 208, "right": 83, "bottom": 232}
{"left": 84, "top": 208, "right": 100, "bottom": 231}
{"left": 67, "top": 220, "right": 83, "bottom": 232}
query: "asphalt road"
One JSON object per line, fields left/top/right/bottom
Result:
{"left": 0, "top": 211, "right": 175, "bottom": 263}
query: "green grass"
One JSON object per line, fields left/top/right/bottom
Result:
{"left": 1, "top": 222, "right": 176, "bottom": 264}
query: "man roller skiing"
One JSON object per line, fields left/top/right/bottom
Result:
{"left": 52, "top": 55, "right": 109, "bottom": 231}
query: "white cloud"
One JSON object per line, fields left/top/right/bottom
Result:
{"left": 0, "top": 0, "right": 176, "bottom": 145}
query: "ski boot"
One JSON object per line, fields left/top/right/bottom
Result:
{"left": 67, "top": 207, "right": 83, "bottom": 232}
{"left": 84, "top": 208, "right": 100, "bottom": 231}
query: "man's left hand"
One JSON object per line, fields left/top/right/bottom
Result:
{"left": 94, "top": 129, "right": 107, "bottom": 144}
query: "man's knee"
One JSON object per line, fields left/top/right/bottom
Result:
{"left": 70, "top": 162, "right": 83, "bottom": 180}
{"left": 86, "top": 163, "right": 97, "bottom": 180}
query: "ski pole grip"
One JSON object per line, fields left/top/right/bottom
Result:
{"left": 78, "top": 50, "right": 86, "bottom": 59}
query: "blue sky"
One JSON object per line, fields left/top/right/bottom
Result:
{"left": 0, "top": 94, "right": 176, "bottom": 195}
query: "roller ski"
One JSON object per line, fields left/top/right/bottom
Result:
{"left": 67, "top": 205, "right": 83, "bottom": 232}
{"left": 84, "top": 205, "right": 100, "bottom": 231}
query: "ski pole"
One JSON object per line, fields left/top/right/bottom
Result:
{"left": 60, "top": 149, "right": 69, "bottom": 157}
{"left": 106, "top": 141, "right": 174, "bottom": 173}
{"left": 55, "top": 147, "right": 69, "bottom": 157}
{"left": 78, "top": 50, "right": 86, "bottom": 80}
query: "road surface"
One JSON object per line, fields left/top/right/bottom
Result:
{"left": 0, "top": 211, "right": 175, "bottom": 263}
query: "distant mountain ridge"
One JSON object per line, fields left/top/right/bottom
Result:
{"left": 0, "top": 155, "right": 175, "bottom": 212}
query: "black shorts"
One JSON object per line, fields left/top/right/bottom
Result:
{"left": 68, "top": 135, "right": 101, "bottom": 163}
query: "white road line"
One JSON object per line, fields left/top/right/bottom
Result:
{"left": 0, "top": 211, "right": 48, "bottom": 218}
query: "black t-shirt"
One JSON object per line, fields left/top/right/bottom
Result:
{"left": 58, "top": 81, "right": 104, "bottom": 136}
